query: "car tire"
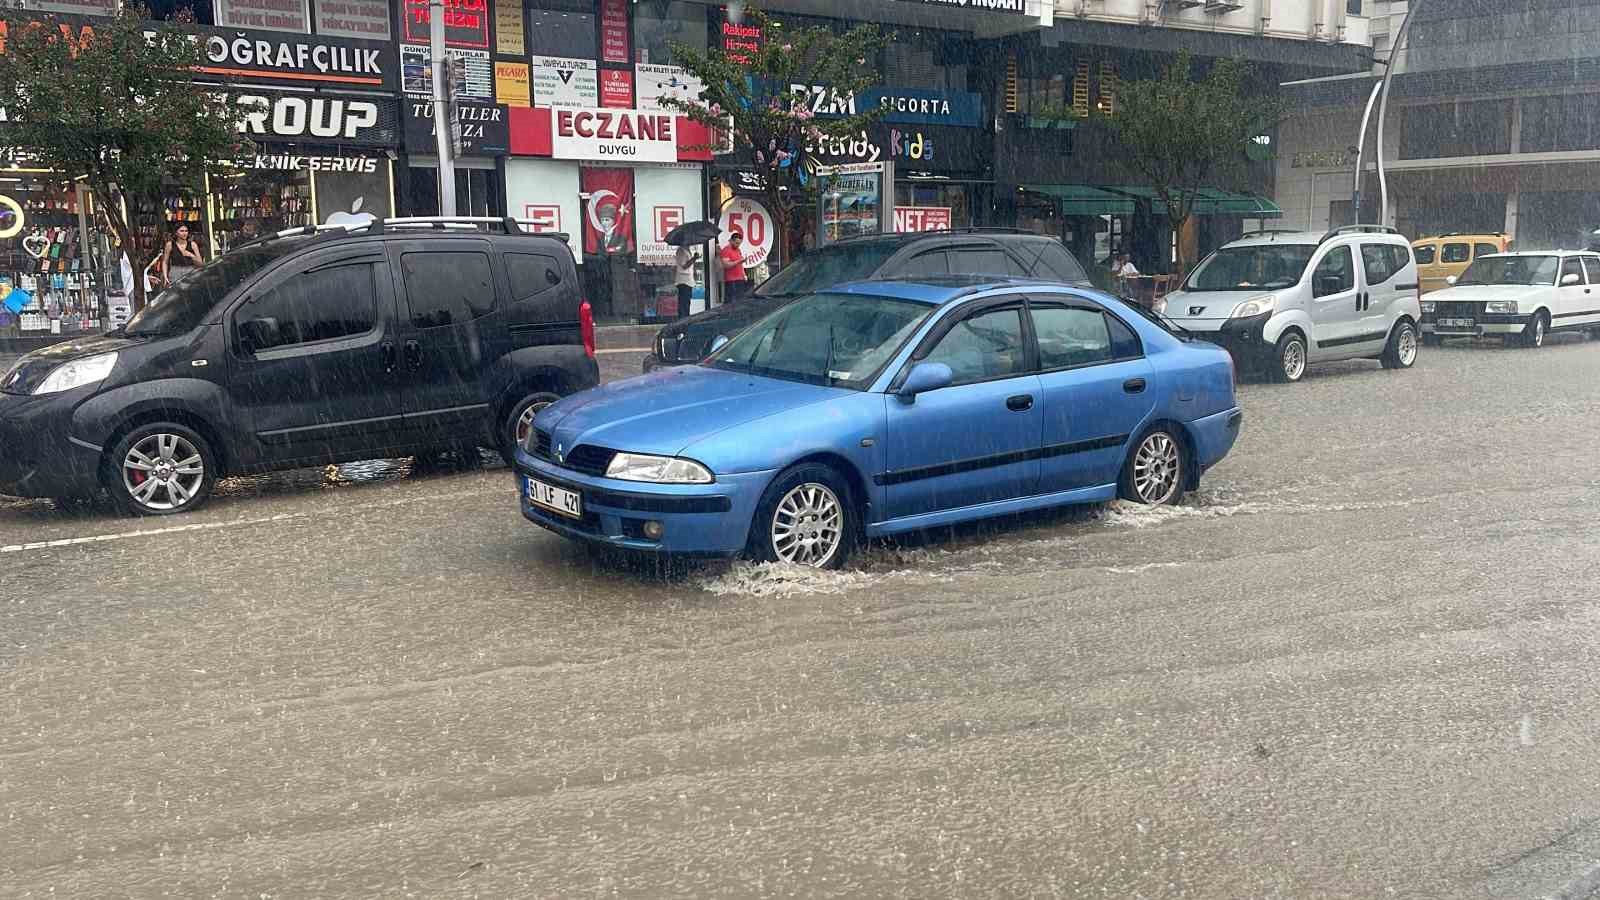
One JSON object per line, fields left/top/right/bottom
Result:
{"left": 105, "top": 422, "right": 217, "bottom": 517}
{"left": 1381, "top": 320, "right": 1419, "bottom": 369}
{"left": 1269, "top": 331, "right": 1307, "bottom": 383}
{"left": 747, "top": 463, "right": 857, "bottom": 570}
{"left": 1522, "top": 311, "right": 1549, "bottom": 349}
{"left": 1119, "top": 426, "right": 1187, "bottom": 506}
{"left": 500, "top": 391, "right": 561, "bottom": 465}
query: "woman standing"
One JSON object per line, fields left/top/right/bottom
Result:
{"left": 162, "top": 224, "right": 205, "bottom": 287}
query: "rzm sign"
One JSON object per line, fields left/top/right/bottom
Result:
{"left": 232, "top": 90, "right": 399, "bottom": 147}
{"left": 788, "top": 84, "right": 982, "bottom": 128}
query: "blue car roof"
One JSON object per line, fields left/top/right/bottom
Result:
{"left": 828, "top": 275, "right": 1055, "bottom": 305}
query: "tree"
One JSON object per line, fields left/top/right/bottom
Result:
{"left": 1104, "top": 51, "right": 1284, "bottom": 275}
{"left": 663, "top": 4, "right": 886, "bottom": 265}
{"left": 0, "top": 5, "right": 247, "bottom": 308}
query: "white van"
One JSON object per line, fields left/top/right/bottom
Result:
{"left": 1420, "top": 250, "right": 1600, "bottom": 348}
{"left": 1156, "top": 226, "right": 1422, "bottom": 382}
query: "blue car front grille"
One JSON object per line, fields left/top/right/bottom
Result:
{"left": 531, "top": 429, "right": 619, "bottom": 478}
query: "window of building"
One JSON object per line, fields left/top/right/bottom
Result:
{"left": 1520, "top": 93, "right": 1600, "bottom": 154}
{"left": 885, "top": 34, "right": 969, "bottom": 92}
{"left": 243, "top": 263, "right": 377, "bottom": 351}
{"left": 633, "top": 1, "right": 707, "bottom": 66}
{"left": 527, "top": 0, "right": 598, "bottom": 58}
{"left": 401, "top": 251, "right": 496, "bottom": 328}
{"left": 1401, "top": 100, "right": 1512, "bottom": 159}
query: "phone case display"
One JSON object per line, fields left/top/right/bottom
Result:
{"left": 210, "top": 171, "right": 312, "bottom": 254}
{"left": 131, "top": 192, "right": 208, "bottom": 252}
{"left": 0, "top": 182, "right": 102, "bottom": 338}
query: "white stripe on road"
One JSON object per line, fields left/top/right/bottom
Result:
{"left": 1, "top": 512, "right": 307, "bottom": 554}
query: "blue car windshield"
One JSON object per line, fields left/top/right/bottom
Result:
{"left": 708, "top": 292, "right": 931, "bottom": 389}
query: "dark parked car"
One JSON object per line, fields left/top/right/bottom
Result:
{"left": 0, "top": 218, "right": 598, "bottom": 515}
{"left": 644, "top": 229, "right": 1092, "bottom": 371}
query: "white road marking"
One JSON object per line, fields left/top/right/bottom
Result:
{"left": 1, "top": 513, "right": 307, "bottom": 554}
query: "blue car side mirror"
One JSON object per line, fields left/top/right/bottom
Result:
{"left": 898, "top": 362, "right": 953, "bottom": 400}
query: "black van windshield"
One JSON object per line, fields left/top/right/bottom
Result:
{"left": 125, "top": 242, "right": 306, "bottom": 337}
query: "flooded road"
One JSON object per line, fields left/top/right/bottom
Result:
{"left": 5, "top": 343, "right": 1600, "bottom": 897}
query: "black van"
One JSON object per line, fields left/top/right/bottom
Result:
{"left": 0, "top": 218, "right": 598, "bottom": 515}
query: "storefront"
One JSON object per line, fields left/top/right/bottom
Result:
{"left": 401, "top": 98, "right": 510, "bottom": 216}
{"left": 506, "top": 105, "right": 711, "bottom": 324}
{"left": 0, "top": 154, "right": 109, "bottom": 343}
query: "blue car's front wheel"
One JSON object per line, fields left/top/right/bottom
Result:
{"left": 749, "top": 463, "right": 857, "bottom": 569}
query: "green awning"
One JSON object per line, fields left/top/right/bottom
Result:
{"left": 1101, "top": 186, "right": 1282, "bottom": 218}
{"left": 1021, "top": 184, "right": 1135, "bottom": 217}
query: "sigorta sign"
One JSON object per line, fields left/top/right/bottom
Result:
{"left": 507, "top": 106, "right": 713, "bottom": 163}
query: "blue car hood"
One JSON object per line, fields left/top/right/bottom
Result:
{"left": 541, "top": 365, "right": 849, "bottom": 458}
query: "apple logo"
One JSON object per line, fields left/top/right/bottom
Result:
{"left": 324, "top": 196, "right": 376, "bottom": 229}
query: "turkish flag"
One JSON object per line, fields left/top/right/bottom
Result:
{"left": 580, "top": 168, "right": 634, "bottom": 256}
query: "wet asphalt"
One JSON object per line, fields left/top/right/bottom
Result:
{"left": 5, "top": 339, "right": 1600, "bottom": 898}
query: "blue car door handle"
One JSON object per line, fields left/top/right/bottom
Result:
{"left": 1123, "top": 378, "right": 1146, "bottom": 394}
{"left": 1006, "top": 394, "right": 1034, "bottom": 412}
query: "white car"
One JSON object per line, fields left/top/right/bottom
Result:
{"left": 1419, "top": 250, "right": 1600, "bottom": 348}
{"left": 1156, "top": 226, "right": 1422, "bottom": 382}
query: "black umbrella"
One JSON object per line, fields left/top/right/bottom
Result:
{"left": 664, "top": 219, "right": 721, "bottom": 246}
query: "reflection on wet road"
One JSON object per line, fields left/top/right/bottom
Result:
{"left": 7, "top": 343, "right": 1600, "bottom": 897}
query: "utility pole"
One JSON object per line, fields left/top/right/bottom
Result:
{"left": 430, "top": 0, "right": 457, "bottom": 216}
{"left": 1352, "top": 0, "right": 1422, "bottom": 227}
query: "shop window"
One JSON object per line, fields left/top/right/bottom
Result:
{"left": 401, "top": 251, "right": 496, "bottom": 328}
{"left": 633, "top": 1, "right": 707, "bottom": 66}
{"left": 243, "top": 264, "right": 377, "bottom": 351}
{"left": 527, "top": 1, "right": 598, "bottom": 58}
{"left": 1032, "top": 306, "right": 1112, "bottom": 370}
{"left": 505, "top": 252, "right": 565, "bottom": 302}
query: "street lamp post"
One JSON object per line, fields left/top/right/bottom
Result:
{"left": 1352, "top": 0, "right": 1422, "bottom": 227}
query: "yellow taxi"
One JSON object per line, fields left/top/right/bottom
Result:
{"left": 1412, "top": 233, "right": 1512, "bottom": 294}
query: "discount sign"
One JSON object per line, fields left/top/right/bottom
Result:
{"left": 719, "top": 197, "right": 774, "bottom": 267}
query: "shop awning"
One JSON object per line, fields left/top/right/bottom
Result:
{"left": 1021, "top": 184, "right": 1135, "bottom": 217}
{"left": 1102, "top": 186, "right": 1283, "bottom": 218}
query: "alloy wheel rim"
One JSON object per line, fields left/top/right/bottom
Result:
{"left": 515, "top": 401, "right": 552, "bottom": 446}
{"left": 1283, "top": 339, "right": 1306, "bottom": 380}
{"left": 1398, "top": 327, "right": 1418, "bottom": 365}
{"left": 1535, "top": 318, "right": 1546, "bottom": 346}
{"left": 122, "top": 433, "right": 204, "bottom": 511}
{"left": 771, "top": 482, "right": 844, "bottom": 567}
{"left": 1133, "top": 433, "right": 1181, "bottom": 504}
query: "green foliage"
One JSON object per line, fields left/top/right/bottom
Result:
{"left": 662, "top": 4, "right": 886, "bottom": 246}
{"left": 0, "top": 5, "right": 246, "bottom": 301}
{"left": 1105, "top": 51, "right": 1284, "bottom": 270}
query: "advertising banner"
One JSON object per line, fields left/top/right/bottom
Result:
{"left": 231, "top": 88, "right": 400, "bottom": 146}
{"left": 401, "top": 0, "right": 490, "bottom": 50}
{"left": 495, "top": 61, "right": 530, "bottom": 106}
{"left": 599, "top": 69, "right": 633, "bottom": 109}
{"left": 893, "top": 206, "right": 952, "bottom": 233}
{"left": 401, "top": 44, "right": 493, "bottom": 101}
{"left": 531, "top": 56, "right": 598, "bottom": 108}
{"left": 313, "top": 0, "right": 391, "bottom": 40}
{"left": 494, "top": 0, "right": 524, "bottom": 55}
{"left": 314, "top": 164, "right": 393, "bottom": 226}
{"left": 718, "top": 197, "right": 774, "bottom": 267}
{"left": 553, "top": 108, "right": 678, "bottom": 163}
{"left": 216, "top": 0, "right": 310, "bottom": 34}
{"left": 195, "top": 25, "right": 397, "bottom": 91}
{"left": 635, "top": 64, "right": 702, "bottom": 113}
{"left": 404, "top": 98, "right": 508, "bottom": 156}
{"left": 634, "top": 164, "right": 703, "bottom": 266}
{"left": 580, "top": 168, "right": 634, "bottom": 257}
{"left": 599, "top": 0, "right": 628, "bottom": 64}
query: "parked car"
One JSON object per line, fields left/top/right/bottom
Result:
{"left": 1156, "top": 225, "right": 1421, "bottom": 382}
{"left": 1419, "top": 250, "right": 1600, "bottom": 347}
{"left": 517, "top": 276, "right": 1241, "bottom": 569}
{"left": 1413, "top": 232, "right": 1511, "bottom": 294}
{"left": 0, "top": 218, "right": 598, "bottom": 515}
{"left": 643, "top": 229, "right": 1093, "bottom": 371}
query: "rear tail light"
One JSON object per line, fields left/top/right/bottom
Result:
{"left": 579, "top": 300, "right": 595, "bottom": 358}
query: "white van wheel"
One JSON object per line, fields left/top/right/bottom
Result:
{"left": 1381, "top": 321, "right": 1418, "bottom": 369}
{"left": 1271, "top": 332, "right": 1307, "bottom": 383}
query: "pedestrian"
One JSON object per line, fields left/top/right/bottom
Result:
{"left": 674, "top": 243, "right": 697, "bottom": 317}
{"left": 719, "top": 231, "right": 750, "bottom": 303}
{"left": 161, "top": 224, "right": 205, "bottom": 287}
{"left": 1116, "top": 252, "right": 1141, "bottom": 280}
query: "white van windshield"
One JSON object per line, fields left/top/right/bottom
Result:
{"left": 1184, "top": 245, "right": 1316, "bottom": 292}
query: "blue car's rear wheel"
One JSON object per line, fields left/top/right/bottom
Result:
{"left": 749, "top": 463, "right": 856, "bottom": 569}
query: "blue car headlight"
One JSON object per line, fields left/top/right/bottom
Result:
{"left": 606, "top": 452, "right": 715, "bottom": 484}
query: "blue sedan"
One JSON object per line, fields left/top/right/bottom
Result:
{"left": 514, "top": 277, "right": 1242, "bottom": 568}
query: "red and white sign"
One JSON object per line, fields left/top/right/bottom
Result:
{"left": 719, "top": 197, "right": 774, "bottom": 268}
{"left": 599, "top": 0, "right": 629, "bottom": 64}
{"left": 599, "top": 69, "right": 633, "bottom": 109}
{"left": 894, "top": 206, "right": 953, "bottom": 233}
{"left": 509, "top": 106, "right": 712, "bottom": 163}
{"left": 523, "top": 204, "right": 562, "bottom": 234}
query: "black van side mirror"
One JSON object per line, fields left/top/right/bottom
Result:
{"left": 238, "top": 317, "right": 280, "bottom": 354}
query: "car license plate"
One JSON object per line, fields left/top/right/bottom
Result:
{"left": 526, "top": 476, "right": 581, "bottom": 519}
{"left": 1438, "top": 317, "right": 1475, "bottom": 328}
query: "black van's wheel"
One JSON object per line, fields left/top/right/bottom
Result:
{"left": 1381, "top": 320, "right": 1419, "bottom": 369}
{"left": 500, "top": 391, "right": 561, "bottom": 464}
{"left": 106, "top": 423, "right": 216, "bottom": 516}
{"left": 748, "top": 463, "right": 857, "bottom": 569}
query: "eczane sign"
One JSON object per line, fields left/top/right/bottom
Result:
{"left": 552, "top": 108, "right": 676, "bottom": 163}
